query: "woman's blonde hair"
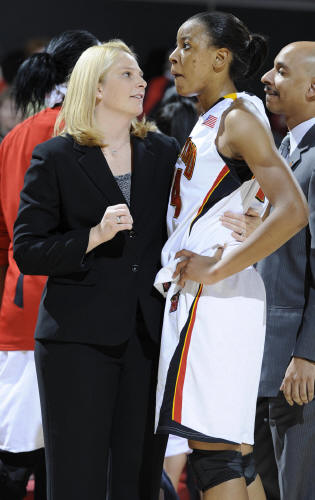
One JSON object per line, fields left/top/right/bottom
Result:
{"left": 54, "top": 39, "right": 156, "bottom": 146}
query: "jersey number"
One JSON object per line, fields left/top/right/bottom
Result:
{"left": 170, "top": 168, "right": 183, "bottom": 218}
{"left": 170, "top": 138, "right": 197, "bottom": 218}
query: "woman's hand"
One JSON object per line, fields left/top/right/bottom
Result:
{"left": 87, "top": 204, "right": 133, "bottom": 252}
{"left": 220, "top": 208, "right": 262, "bottom": 242}
{"left": 173, "top": 247, "right": 224, "bottom": 287}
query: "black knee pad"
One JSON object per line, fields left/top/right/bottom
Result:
{"left": 188, "top": 449, "right": 244, "bottom": 492}
{"left": 243, "top": 452, "right": 257, "bottom": 486}
{"left": 0, "top": 458, "right": 30, "bottom": 499}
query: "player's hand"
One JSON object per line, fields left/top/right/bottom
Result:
{"left": 280, "top": 356, "right": 315, "bottom": 406}
{"left": 173, "top": 247, "right": 224, "bottom": 287}
{"left": 87, "top": 204, "right": 133, "bottom": 252}
{"left": 220, "top": 208, "right": 261, "bottom": 242}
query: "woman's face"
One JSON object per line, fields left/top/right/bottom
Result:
{"left": 97, "top": 52, "right": 146, "bottom": 118}
{"left": 169, "top": 20, "right": 218, "bottom": 98}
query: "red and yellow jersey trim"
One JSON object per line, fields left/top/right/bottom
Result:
{"left": 172, "top": 284, "right": 203, "bottom": 422}
{"left": 189, "top": 165, "right": 230, "bottom": 233}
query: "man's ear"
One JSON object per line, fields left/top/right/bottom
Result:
{"left": 212, "top": 48, "right": 230, "bottom": 73}
{"left": 306, "top": 77, "right": 315, "bottom": 101}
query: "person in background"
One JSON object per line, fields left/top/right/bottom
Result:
{"left": 155, "top": 86, "right": 198, "bottom": 148}
{"left": 154, "top": 11, "right": 308, "bottom": 500}
{"left": 143, "top": 48, "right": 173, "bottom": 119}
{"left": 24, "top": 37, "right": 50, "bottom": 57}
{"left": 0, "top": 50, "right": 25, "bottom": 88}
{"left": 0, "top": 88, "right": 22, "bottom": 142}
{"left": 13, "top": 40, "right": 179, "bottom": 500}
{"left": 0, "top": 29, "right": 99, "bottom": 500}
{"left": 221, "top": 41, "right": 315, "bottom": 500}
{"left": 0, "top": 37, "right": 49, "bottom": 100}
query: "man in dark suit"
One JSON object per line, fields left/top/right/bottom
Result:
{"left": 221, "top": 41, "right": 315, "bottom": 499}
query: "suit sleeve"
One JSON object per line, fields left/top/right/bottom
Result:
{"left": 13, "top": 144, "right": 93, "bottom": 276}
{"left": 172, "top": 136, "right": 181, "bottom": 156}
{"left": 294, "top": 167, "right": 315, "bottom": 361}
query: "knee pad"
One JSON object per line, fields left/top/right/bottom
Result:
{"left": 243, "top": 452, "right": 257, "bottom": 487}
{"left": 188, "top": 449, "right": 244, "bottom": 492}
{"left": 0, "top": 459, "right": 30, "bottom": 499}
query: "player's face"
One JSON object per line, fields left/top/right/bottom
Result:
{"left": 169, "top": 20, "right": 218, "bottom": 98}
{"left": 261, "top": 45, "right": 310, "bottom": 119}
{"left": 96, "top": 52, "right": 146, "bottom": 118}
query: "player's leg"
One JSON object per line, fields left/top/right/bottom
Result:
{"left": 188, "top": 441, "right": 265, "bottom": 500}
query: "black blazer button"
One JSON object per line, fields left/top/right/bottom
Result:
{"left": 131, "top": 264, "right": 139, "bottom": 272}
{"left": 129, "top": 230, "right": 136, "bottom": 238}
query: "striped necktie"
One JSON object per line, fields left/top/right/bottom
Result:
{"left": 279, "top": 134, "right": 290, "bottom": 160}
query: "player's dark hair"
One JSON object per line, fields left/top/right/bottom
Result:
{"left": 190, "top": 11, "right": 268, "bottom": 82}
{"left": 13, "top": 30, "right": 99, "bottom": 116}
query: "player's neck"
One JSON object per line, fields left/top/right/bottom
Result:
{"left": 198, "top": 81, "right": 237, "bottom": 113}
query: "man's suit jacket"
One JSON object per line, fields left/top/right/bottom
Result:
{"left": 257, "top": 124, "right": 315, "bottom": 396}
{"left": 13, "top": 132, "right": 179, "bottom": 346}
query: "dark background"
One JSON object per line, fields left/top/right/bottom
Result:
{"left": 1, "top": 0, "right": 315, "bottom": 99}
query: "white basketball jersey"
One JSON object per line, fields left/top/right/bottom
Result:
{"left": 155, "top": 92, "right": 269, "bottom": 292}
{"left": 154, "top": 93, "right": 269, "bottom": 443}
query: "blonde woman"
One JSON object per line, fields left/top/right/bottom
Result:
{"left": 13, "top": 41, "right": 179, "bottom": 500}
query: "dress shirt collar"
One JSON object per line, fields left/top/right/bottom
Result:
{"left": 289, "top": 117, "right": 315, "bottom": 154}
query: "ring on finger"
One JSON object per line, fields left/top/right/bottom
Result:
{"left": 116, "top": 216, "right": 122, "bottom": 223}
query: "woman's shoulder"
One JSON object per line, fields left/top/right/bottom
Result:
{"left": 144, "top": 131, "right": 180, "bottom": 154}
{"left": 33, "top": 134, "right": 76, "bottom": 157}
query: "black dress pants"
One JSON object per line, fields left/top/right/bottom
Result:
{"left": 35, "top": 317, "right": 167, "bottom": 500}
{"left": 254, "top": 398, "right": 280, "bottom": 500}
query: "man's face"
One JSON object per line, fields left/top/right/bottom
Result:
{"left": 261, "top": 44, "right": 311, "bottom": 119}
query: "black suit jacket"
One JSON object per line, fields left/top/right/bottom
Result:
{"left": 257, "top": 125, "right": 315, "bottom": 396}
{"left": 13, "top": 132, "right": 179, "bottom": 345}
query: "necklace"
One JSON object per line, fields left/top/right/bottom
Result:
{"left": 103, "top": 138, "right": 130, "bottom": 156}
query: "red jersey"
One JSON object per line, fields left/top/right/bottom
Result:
{"left": 0, "top": 107, "right": 60, "bottom": 350}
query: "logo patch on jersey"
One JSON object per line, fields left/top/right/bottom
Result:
{"left": 255, "top": 187, "right": 265, "bottom": 203}
{"left": 170, "top": 168, "right": 183, "bottom": 218}
{"left": 203, "top": 115, "right": 217, "bottom": 128}
{"left": 163, "top": 282, "right": 171, "bottom": 293}
{"left": 170, "top": 291, "right": 180, "bottom": 313}
{"left": 180, "top": 138, "right": 197, "bottom": 180}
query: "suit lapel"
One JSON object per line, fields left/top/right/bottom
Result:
{"left": 288, "top": 125, "right": 315, "bottom": 171}
{"left": 130, "top": 135, "right": 157, "bottom": 222}
{"left": 288, "top": 146, "right": 308, "bottom": 170}
{"left": 73, "top": 139, "right": 126, "bottom": 205}
{"left": 71, "top": 134, "right": 158, "bottom": 217}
